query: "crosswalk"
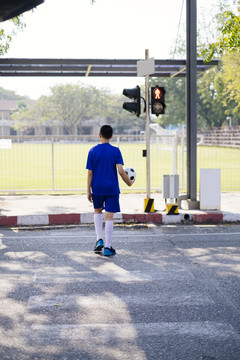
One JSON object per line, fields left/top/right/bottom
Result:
{"left": 0, "top": 229, "right": 240, "bottom": 360}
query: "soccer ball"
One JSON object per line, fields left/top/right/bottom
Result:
{"left": 124, "top": 167, "right": 136, "bottom": 184}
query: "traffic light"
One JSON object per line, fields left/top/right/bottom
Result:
{"left": 122, "top": 85, "right": 141, "bottom": 117}
{"left": 151, "top": 86, "right": 166, "bottom": 116}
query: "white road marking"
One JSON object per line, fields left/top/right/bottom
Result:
{"left": 32, "top": 268, "right": 194, "bottom": 283}
{"left": 1, "top": 232, "right": 240, "bottom": 239}
{"left": 28, "top": 292, "right": 214, "bottom": 310}
{"left": 29, "top": 322, "right": 239, "bottom": 340}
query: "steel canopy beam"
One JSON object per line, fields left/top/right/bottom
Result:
{"left": 0, "top": 58, "right": 218, "bottom": 77}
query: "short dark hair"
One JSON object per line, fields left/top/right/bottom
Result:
{"left": 100, "top": 125, "right": 113, "bottom": 139}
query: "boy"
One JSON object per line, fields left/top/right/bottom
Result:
{"left": 86, "top": 125, "right": 132, "bottom": 256}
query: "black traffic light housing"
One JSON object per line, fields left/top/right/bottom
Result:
{"left": 151, "top": 86, "right": 166, "bottom": 116}
{"left": 122, "top": 85, "right": 141, "bottom": 117}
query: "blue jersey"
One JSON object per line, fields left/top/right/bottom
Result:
{"left": 86, "top": 143, "right": 124, "bottom": 195}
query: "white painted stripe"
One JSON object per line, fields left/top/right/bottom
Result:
{"left": 113, "top": 213, "right": 123, "bottom": 223}
{"left": 29, "top": 322, "right": 239, "bottom": 340}
{"left": 17, "top": 215, "right": 49, "bottom": 226}
{"left": 33, "top": 268, "right": 194, "bottom": 283}
{"left": 28, "top": 292, "right": 213, "bottom": 310}
{"left": 162, "top": 214, "right": 182, "bottom": 224}
{"left": 80, "top": 212, "right": 123, "bottom": 224}
{"left": 3, "top": 231, "right": 240, "bottom": 239}
{"left": 223, "top": 211, "right": 240, "bottom": 223}
{"left": 80, "top": 213, "right": 94, "bottom": 224}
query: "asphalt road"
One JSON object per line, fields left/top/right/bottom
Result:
{"left": 0, "top": 224, "right": 239, "bottom": 360}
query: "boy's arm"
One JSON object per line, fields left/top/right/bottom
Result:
{"left": 117, "top": 164, "right": 132, "bottom": 186}
{"left": 87, "top": 169, "right": 93, "bottom": 202}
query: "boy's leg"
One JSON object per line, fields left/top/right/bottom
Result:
{"left": 104, "top": 195, "right": 120, "bottom": 253}
{"left": 94, "top": 208, "right": 103, "bottom": 241}
{"left": 104, "top": 211, "right": 114, "bottom": 249}
{"left": 92, "top": 194, "right": 104, "bottom": 252}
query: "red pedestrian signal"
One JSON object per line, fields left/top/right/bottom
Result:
{"left": 151, "top": 86, "right": 166, "bottom": 116}
{"left": 153, "top": 87, "right": 161, "bottom": 100}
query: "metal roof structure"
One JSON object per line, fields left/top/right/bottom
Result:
{"left": 0, "top": 58, "right": 219, "bottom": 78}
{"left": 0, "top": 0, "right": 44, "bottom": 22}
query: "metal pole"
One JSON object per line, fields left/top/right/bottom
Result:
{"left": 1, "top": 112, "right": 4, "bottom": 136}
{"left": 181, "top": 129, "right": 185, "bottom": 189}
{"left": 51, "top": 136, "right": 55, "bottom": 190}
{"left": 186, "top": 0, "right": 197, "bottom": 202}
{"left": 145, "top": 49, "right": 150, "bottom": 198}
{"left": 172, "top": 131, "right": 178, "bottom": 174}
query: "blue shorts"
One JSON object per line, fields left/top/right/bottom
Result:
{"left": 92, "top": 194, "right": 120, "bottom": 213}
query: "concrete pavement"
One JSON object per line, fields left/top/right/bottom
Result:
{"left": 0, "top": 192, "right": 240, "bottom": 226}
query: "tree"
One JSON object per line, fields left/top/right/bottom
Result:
{"left": 11, "top": 83, "right": 131, "bottom": 134}
{"left": 197, "top": 67, "right": 227, "bottom": 128}
{"left": 202, "top": 1, "right": 240, "bottom": 61}
{"left": 0, "top": 86, "right": 26, "bottom": 100}
{"left": 47, "top": 84, "right": 114, "bottom": 134}
{"left": 0, "top": 16, "right": 25, "bottom": 55}
{"left": 197, "top": 51, "right": 240, "bottom": 128}
{"left": 11, "top": 100, "right": 35, "bottom": 133}
{"left": 220, "top": 52, "right": 240, "bottom": 119}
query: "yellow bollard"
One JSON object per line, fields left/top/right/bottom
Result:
{"left": 144, "top": 198, "right": 154, "bottom": 213}
{"left": 166, "top": 204, "right": 179, "bottom": 215}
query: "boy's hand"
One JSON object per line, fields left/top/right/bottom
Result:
{"left": 117, "top": 164, "right": 132, "bottom": 186}
{"left": 87, "top": 191, "right": 93, "bottom": 203}
{"left": 87, "top": 170, "right": 93, "bottom": 202}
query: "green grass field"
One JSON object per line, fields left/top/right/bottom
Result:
{"left": 0, "top": 141, "right": 239, "bottom": 193}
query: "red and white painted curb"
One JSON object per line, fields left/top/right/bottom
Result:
{"left": 0, "top": 211, "right": 238, "bottom": 227}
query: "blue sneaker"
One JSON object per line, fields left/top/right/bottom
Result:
{"left": 104, "top": 247, "right": 116, "bottom": 256}
{"left": 94, "top": 239, "right": 104, "bottom": 252}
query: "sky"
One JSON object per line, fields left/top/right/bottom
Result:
{"left": 0, "top": 0, "right": 220, "bottom": 100}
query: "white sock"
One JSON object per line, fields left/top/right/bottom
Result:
{"left": 105, "top": 220, "right": 113, "bottom": 249}
{"left": 94, "top": 213, "right": 103, "bottom": 240}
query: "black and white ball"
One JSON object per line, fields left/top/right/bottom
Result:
{"left": 124, "top": 167, "right": 136, "bottom": 184}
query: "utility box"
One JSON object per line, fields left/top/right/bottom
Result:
{"left": 200, "top": 169, "right": 221, "bottom": 210}
{"left": 163, "top": 175, "right": 179, "bottom": 201}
